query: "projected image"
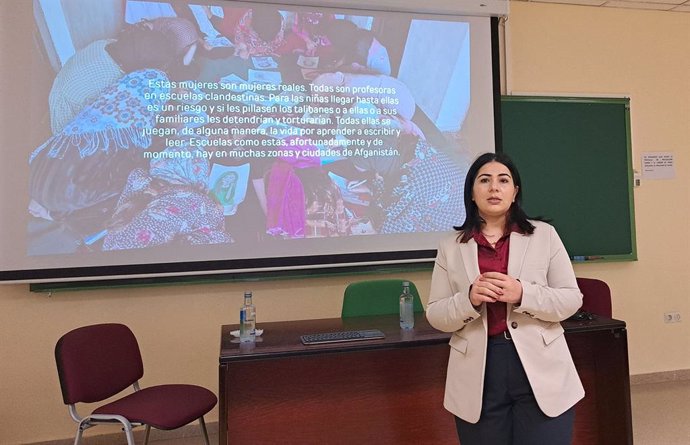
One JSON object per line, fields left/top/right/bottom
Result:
{"left": 24, "top": 0, "right": 490, "bottom": 262}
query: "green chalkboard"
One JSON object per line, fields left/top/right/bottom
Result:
{"left": 500, "top": 96, "right": 636, "bottom": 262}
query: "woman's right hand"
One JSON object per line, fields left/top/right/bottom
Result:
{"left": 469, "top": 274, "right": 503, "bottom": 307}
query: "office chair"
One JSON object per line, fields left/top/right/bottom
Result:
{"left": 576, "top": 277, "right": 613, "bottom": 318}
{"left": 342, "top": 279, "right": 424, "bottom": 317}
{"left": 54, "top": 323, "right": 217, "bottom": 445}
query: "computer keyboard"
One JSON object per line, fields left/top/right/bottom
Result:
{"left": 300, "top": 329, "right": 385, "bottom": 345}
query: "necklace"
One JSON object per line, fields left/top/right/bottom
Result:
{"left": 482, "top": 232, "right": 501, "bottom": 238}
{"left": 482, "top": 231, "right": 502, "bottom": 247}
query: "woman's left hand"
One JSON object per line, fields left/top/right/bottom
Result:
{"left": 479, "top": 272, "right": 523, "bottom": 304}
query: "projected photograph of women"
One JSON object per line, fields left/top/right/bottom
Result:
{"left": 26, "top": 0, "right": 479, "bottom": 256}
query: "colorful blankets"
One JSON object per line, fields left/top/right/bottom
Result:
{"left": 33, "top": 69, "right": 170, "bottom": 162}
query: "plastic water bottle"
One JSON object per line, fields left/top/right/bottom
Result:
{"left": 239, "top": 290, "right": 256, "bottom": 343}
{"left": 399, "top": 281, "right": 414, "bottom": 329}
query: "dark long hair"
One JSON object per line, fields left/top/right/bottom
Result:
{"left": 455, "top": 152, "right": 542, "bottom": 242}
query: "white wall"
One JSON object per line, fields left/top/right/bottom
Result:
{"left": 0, "top": 2, "right": 688, "bottom": 443}
{"left": 505, "top": 2, "right": 690, "bottom": 375}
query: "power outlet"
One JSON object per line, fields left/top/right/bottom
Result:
{"left": 663, "top": 312, "right": 681, "bottom": 323}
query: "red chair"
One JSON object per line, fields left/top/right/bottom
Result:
{"left": 576, "top": 277, "right": 613, "bottom": 318}
{"left": 55, "top": 323, "right": 216, "bottom": 445}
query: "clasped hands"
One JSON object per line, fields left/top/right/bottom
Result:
{"left": 469, "top": 272, "right": 523, "bottom": 307}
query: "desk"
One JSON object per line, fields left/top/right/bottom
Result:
{"left": 219, "top": 314, "right": 631, "bottom": 445}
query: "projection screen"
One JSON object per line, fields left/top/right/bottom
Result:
{"left": 0, "top": 0, "right": 504, "bottom": 283}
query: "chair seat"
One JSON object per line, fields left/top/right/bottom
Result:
{"left": 93, "top": 384, "right": 217, "bottom": 430}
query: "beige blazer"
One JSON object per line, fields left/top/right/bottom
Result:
{"left": 426, "top": 220, "right": 585, "bottom": 423}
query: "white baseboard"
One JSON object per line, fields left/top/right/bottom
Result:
{"left": 630, "top": 369, "right": 690, "bottom": 385}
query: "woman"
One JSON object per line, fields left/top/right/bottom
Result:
{"left": 229, "top": 9, "right": 288, "bottom": 59}
{"left": 102, "top": 144, "right": 233, "bottom": 251}
{"left": 48, "top": 18, "right": 198, "bottom": 134}
{"left": 426, "top": 152, "right": 584, "bottom": 444}
{"left": 317, "top": 18, "right": 391, "bottom": 75}
{"left": 30, "top": 69, "right": 171, "bottom": 217}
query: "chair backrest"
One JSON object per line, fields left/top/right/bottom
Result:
{"left": 342, "top": 279, "right": 424, "bottom": 318}
{"left": 55, "top": 323, "right": 144, "bottom": 404}
{"left": 576, "top": 277, "right": 613, "bottom": 318}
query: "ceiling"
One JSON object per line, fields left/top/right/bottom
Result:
{"left": 511, "top": 0, "right": 690, "bottom": 12}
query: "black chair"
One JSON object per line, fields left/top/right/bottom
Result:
{"left": 55, "top": 323, "right": 216, "bottom": 445}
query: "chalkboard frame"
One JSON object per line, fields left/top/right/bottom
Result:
{"left": 499, "top": 95, "right": 637, "bottom": 263}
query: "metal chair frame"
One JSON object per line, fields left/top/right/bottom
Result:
{"left": 66, "top": 381, "right": 211, "bottom": 445}
{"left": 55, "top": 324, "right": 213, "bottom": 445}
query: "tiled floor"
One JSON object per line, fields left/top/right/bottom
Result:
{"left": 630, "top": 379, "right": 690, "bottom": 445}
{"left": 142, "top": 379, "right": 690, "bottom": 445}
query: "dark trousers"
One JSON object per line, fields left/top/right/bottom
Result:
{"left": 455, "top": 335, "right": 575, "bottom": 445}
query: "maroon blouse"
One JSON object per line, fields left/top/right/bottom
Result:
{"left": 472, "top": 227, "right": 520, "bottom": 337}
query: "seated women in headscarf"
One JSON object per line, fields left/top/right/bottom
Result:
{"left": 101, "top": 144, "right": 233, "bottom": 251}
{"left": 302, "top": 168, "right": 354, "bottom": 238}
{"left": 263, "top": 140, "right": 320, "bottom": 239}
{"left": 308, "top": 90, "right": 462, "bottom": 235}
{"left": 383, "top": 137, "right": 466, "bottom": 234}
{"left": 139, "top": 17, "right": 203, "bottom": 77}
{"left": 317, "top": 19, "right": 391, "bottom": 76}
{"left": 48, "top": 18, "right": 200, "bottom": 133}
{"left": 30, "top": 69, "right": 171, "bottom": 224}
{"left": 290, "top": 12, "right": 335, "bottom": 56}
{"left": 235, "top": 9, "right": 284, "bottom": 58}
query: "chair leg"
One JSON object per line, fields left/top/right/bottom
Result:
{"left": 74, "top": 421, "right": 85, "bottom": 445}
{"left": 123, "top": 424, "right": 136, "bottom": 445}
{"left": 199, "top": 416, "right": 211, "bottom": 445}
{"left": 143, "top": 424, "right": 151, "bottom": 445}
